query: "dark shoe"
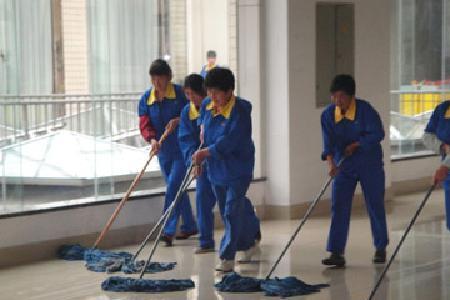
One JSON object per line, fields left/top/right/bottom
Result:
{"left": 373, "top": 249, "right": 386, "bottom": 264}
{"left": 322, "top": 253, "right": 346, "bottom": 268}
{"left": 160, "top": 234, "right": 173, "bottom": 247}
{"left": 175, "top": 230, "right": 198, "bottom": 240}
{"left": 194, "top": 246, "right": 215, "bottom": 254}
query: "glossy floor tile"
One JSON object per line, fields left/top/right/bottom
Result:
{"left": 0, "top": 188, "right": 449, "bottom": 300}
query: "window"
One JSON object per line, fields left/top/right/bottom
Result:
{"left": 391, "top": 0, "right": 450, "bottom": 158}
{"left": 0, "top": 0, "right": 237, "bottom": 214}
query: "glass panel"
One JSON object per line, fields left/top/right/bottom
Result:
{"left": 87, "top": 0, "right": 159, "bottom": 94}
{"left": 0, "top": 0, "right": 238, "bottom": 214}
{"left": 0, "top": 0, "right": 52, "bottom": 95}
{"left": 390, "top": 0, "right": 450, "bottom": 158}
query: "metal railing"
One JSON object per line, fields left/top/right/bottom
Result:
{"left": 0, "top": 93, "right": 142, "bottom": 146}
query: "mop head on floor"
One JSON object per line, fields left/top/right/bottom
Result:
{"left": 57, "top": 244, "right": 86, "bottom": 260}
{"left": 85, "top": 248, "right": 176, "bottom": 274}
{"left": 101, "top": 276, "right": 195, "bottom": 293}
{"left": 215, "top": 273, "right": 329, "bottom": 298}
{"left": 87, "top": 257, "right": 176, "bottom": 274}
{"left": 58, "top": 245, "right": 176, "bottom": 274}
{"left": 84, "top": 247, "right": 132, "bottom": 263}
{"left": 57, "top": 244, "right": 134, "bottom": 262}
{"left": 214, "top": 272, "right": 262, "bottom": 292}
{"left": 261, "top": 276, "right": 329, "bottom": 297}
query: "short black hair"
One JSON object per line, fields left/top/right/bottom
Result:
{"left": 330, "top": 74, "right": 355, "bottom": 96}
{"left": 149, "top": 59, "right": 172, "bottom": 77}
{"left": 184, "top": 74, "right": 206, "bottom": 97}
{"left": 206, "top": 50, "right": 216, "bottom": 58}
{"left": 205, "top": 67, "right": 235, "bottom": 92}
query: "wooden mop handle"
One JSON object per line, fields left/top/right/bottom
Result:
{"left": 92, "top": 128, "right": 171, "bottom": 249}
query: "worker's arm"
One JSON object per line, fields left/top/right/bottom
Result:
{"left": 358, "top": 104, "right": 385, "bottom": 151}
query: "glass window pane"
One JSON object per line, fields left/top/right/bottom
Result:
{"left": 0, "top": 0, "right": 238, "bottom": 214}
{"left": 391, "top": 0, "right": 449, "bottom": 158}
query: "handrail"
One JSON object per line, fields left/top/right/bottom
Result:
{"left": 0, "top": 96, "right": 140, "bottom": 142}
{"left": 0, "top": 92, "right": 142, "bottom": 98}
{"left": 0, "top": 98, "right": 139, "bottom": 105}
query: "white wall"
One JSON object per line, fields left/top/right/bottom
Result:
{"left": 262, "top": 0, "right": 392, "bottom": 207}
{"left": 186, "top": 0, "right": 229, "bottom": 74}
{"left": 263, "top": 0, "right": 291, "bottom": 206}
{"left": 238, "top": 0, "right": 264, "bottom": 178}
{"left": 62, "top": 0, "right": 89, "bottom": 94}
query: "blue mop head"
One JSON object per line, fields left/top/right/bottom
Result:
{"left": 84, "top": 248, "right": 132, "bottom": 266}
{"left": 121, "top": 261, "right": 176, "bottom": 274}
{"left": 215, "top": 272, "right": 261, "bottom": 293}
{"left": 57, "top": 244, "right": 86, "bottom": 260}
{"left": 84, "top": 248, "right": 176, "bottom": 274}
{"left": 215, "top": 273, "right": 329, "bottom": 298}
{"left": 261, "top": 276, "right": 329, "bottom": 297}
{"left": 58, "top": 245, "right": 175, "bottom": 274}
{"left": 57, "top": 245, "right": 132, "bottom": 262}
{"left": 101, "top": 276, "right": 195, "bottom": 293}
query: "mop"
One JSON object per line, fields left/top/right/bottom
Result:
{"left": 101, "top": 164, "right": 197, "bottom": 292}
{"left": 83, "top": 162, "right": 196, "bottom": 274}
{"left": 83, "top": 248, "right": 176, "bottom": 274}
{"left": 367, "top": 184, "right": 436, "bottom": 300}
{"left": 101, "top": 276, "right": 194, "bottom": 292}
{"left": 216, "top": 159, "right": 345, "bottom": 297}
{"left": 58, "top": 129, "right": 176, "bottom": 275}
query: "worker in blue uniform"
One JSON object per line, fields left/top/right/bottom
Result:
{"left": 320, "top": 74, "right": 389, "bottom": 267}
{"left": 192, "top": 67, "right": 261, "bottom": 272}
{"left": 423, "top": 100, "right": 450, "bottom": 229}
{"left": 138, "top": 59, "right": 197, "bottom": 247}
{"left": 178, "top": 74, "right": 217, "bottom": 254}
{"left": 200, "top": 50, "right": 217, "bottom": 79}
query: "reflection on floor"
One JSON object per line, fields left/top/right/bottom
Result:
{"left": 0, "top": 189, "right": 449, "bottom": 300}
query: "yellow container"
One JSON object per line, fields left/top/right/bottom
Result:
{"left": 400, "top": 92, "right": 450, "bottom": 116}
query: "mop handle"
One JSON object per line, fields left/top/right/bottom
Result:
{"left": 265, "top": 157, "right": 345, "bottom": 280}
{"left": 367, "top": 184, "right": 436, "bottom": 300}
{"left": 139, "top": 168, "right": 195, "bottom": 279}
{"left": 131, "top": 144, "right": 204, "bottom": 261}
{"left": 93, "top": 129, "right": 170, "bottom": 249}
{"left": 131, "top": 202, "right": 171, "bottom": 262}
{"left": 131, "top": 197, "right": 173, "bottom": 262}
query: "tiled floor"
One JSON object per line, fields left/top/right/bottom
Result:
{"left": 0, "top": 188, "right": 449, "bottom": 300}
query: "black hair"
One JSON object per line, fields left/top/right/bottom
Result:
{"left": 184, "top": 74, "right": 206, "bottom": 97}
{"left": 330, "top": 74, "right": 356, "bottom": 96}
{"left": 149, "top": 59, "right": 172, "bottom": 77}
{"left": 204, "top": 67, "right": 235, "bottom": 92}
{"left": 206, "top": 50, "right": 216, "bottom": 58}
